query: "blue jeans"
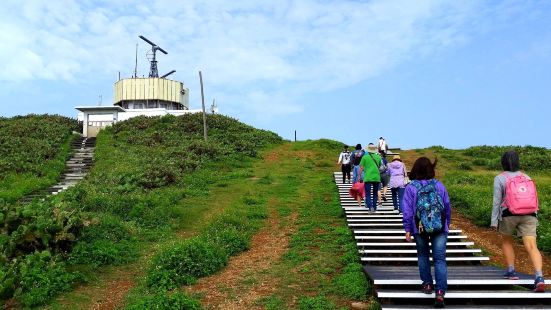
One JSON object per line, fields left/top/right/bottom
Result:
{"left": 364, "top": 182, "right": 379, "bottom": 210}
{"left": 415, "top": 231, "right": 448, "bottom": 292}
{"left": 391, "top": 187, "right": 405, "bottom": 212}
{"left": 352, "top": 165, "right": 362, "bottom": 183}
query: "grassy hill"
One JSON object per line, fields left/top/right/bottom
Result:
{"left": 0, "top": 114, "right": 79, "bottom": 202}
{"left": 27, "top": 114, "right": 367, "bottom": 310}
{"left": 3, "top": 113, "right": 549, "bottom": 309}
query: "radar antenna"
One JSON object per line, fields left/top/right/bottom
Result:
{"left": 160, "top": 70, "right": 176, "bottom": 79}
{"left": 139, "top": 35, "right": 167, "bottom": 78}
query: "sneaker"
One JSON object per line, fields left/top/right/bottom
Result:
{"left": 422, "top": 282, "right": 433, "bottom": 294}
{"left": 503, "top": 270, "right": 520, "bottom": 280}
{"left": 534, "top": 277, "right": 545, "bottom": 293}
{"left": 434, "top": 290, "right": 445, "bottom": 308}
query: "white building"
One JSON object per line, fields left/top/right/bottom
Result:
{"left": 76, "top": 77, "right": 213, "bottom": 137}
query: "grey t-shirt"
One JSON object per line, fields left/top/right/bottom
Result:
{"left": 491, "top": 171, "right": 531, "bottom": 227}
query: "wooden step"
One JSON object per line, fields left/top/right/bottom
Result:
{"left": 348, "top": 215, "right": 403, "bottom": 219}
{"left": 359, "top": 249, "right": 481, "bottom": 254}
{"left": 364, "top": 265, "right": 536, "bottom": 286}
{"left": 357, "top": 242, "right": 475, "bottom": 247}
{"left": 348, "top": 219, "right": 403, "bottom": 222}
{"left": 354, "top": 235, "right": 468, "bottom": 240}
{"left": 349, "top": 223, "right": 404, "bottom": 227}
{"left": 377, "top": 290, "right": 551, "bottom": 299}
{"left": 363, "top": 257, "right": 489, "bottom": 262}
{"left": 354, "top": 229, "right": 462, "bottom": 234}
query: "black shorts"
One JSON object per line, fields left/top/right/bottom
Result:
{"left": 380, "top": 173, "right": 390, "bottom": 187}
{"left": 342, "top": 164, "right": 351, "bottom": 173}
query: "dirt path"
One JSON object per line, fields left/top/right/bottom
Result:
{"left": 452, "top": 211, "right": 551, "bottom": 279}
{"left": 185, "top": 209, "right": 297, "bottom": 309}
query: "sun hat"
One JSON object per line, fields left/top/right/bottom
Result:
{"left": 392, "top": 155, "right": 402, "bottom": 162}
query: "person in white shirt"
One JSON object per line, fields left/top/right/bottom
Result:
{"left": 337, "top": 145, "right": 352, "bottom": 183}
{"left": 378, "top": 137, "right": 388, "bottom": 156}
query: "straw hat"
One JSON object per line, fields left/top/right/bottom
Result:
{"left": 392, "top": 155, "right": 402, "bottom": 162}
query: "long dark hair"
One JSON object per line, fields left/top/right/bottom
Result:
{"left": 409, "top": 157, "right": 438, "bottom": 180}
{"left": 501, "top": 150, "right": 520, "bottom": 172}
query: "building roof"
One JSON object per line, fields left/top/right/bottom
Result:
{"left": 75, "top": 106, "right": 125, "bottom": 112}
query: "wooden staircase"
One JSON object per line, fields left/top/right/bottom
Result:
{"left": 333, "top": 171, "right": 551, "bottom": 309}
{"left": 19, "top": 137, "right": 95, "bottom": 203}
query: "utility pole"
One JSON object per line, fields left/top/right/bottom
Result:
{"left": 199, "top": 71, "right": 208, "bottom": 141}
{"left": 294, "top": 130, "right": 297, "bottom": 142}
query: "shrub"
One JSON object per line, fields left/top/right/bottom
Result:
{"left": 126, "top": 291, "right": 202, "bottom": 310}
{"left": 201, "top": 226, "right": 250, "bottom": 257}
{"left": 297, "top": 295, "right": 337, "bottom": 310}
{"left": 457, "top": 162, "right": 473, "bottom": 170}
{"left": 146, "top": 238, "right": 228, "bottom": 290}
{"left": 69, "top": 239, "right": 138, "bottom": 267}
{"left": 15, "top": 251, "right": 81, "bottom": 307}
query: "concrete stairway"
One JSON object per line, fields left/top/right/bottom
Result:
{"left": 333, "top": 171, "right": 551, "bottom": 309}
{"left": 20, "top": 137, "right": 95, "bottom": 203}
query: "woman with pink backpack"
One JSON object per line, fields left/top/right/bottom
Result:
{"left": 491, "top": 150, "right": 545, "bottom": 292}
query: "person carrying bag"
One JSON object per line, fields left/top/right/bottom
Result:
{"left": 402, "top": 157, "right": 451, "bottom": 308}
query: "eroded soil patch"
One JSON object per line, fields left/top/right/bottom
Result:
{"left": 185, "top": 210, "right": 297, "bottom": 309}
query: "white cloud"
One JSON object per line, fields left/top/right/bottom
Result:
{"left": 0, "top": 0, "right": 535, "bottom": 118}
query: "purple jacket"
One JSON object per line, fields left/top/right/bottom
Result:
{"left": 387, "top": 161, "right": 406, "bottom": 188}
{"left": 402, "top": 179, "right": 451, "bottom": 235}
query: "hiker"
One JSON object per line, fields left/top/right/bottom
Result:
{"left": 378, "top": 153, "right": 390, "bottom": 207}
{"left": 491, "top": 150, "right": 545, "bottom": 292}
{"left": 350, "top": 144, "right": 365, "bottom": 183}
{"left": 388, "top": 155, "right": 407, "bottom": 213}
{"left": 403, "top": 157, "right": 450, "bottom": 308}
{"left": 337, "top": 145, "right": 352, "bottom": 184}
{"left": 359, "top": 143, "right": 382, "bottom": 212}
{"left": 378, "top": 137, "right": 389, "bottom": 157}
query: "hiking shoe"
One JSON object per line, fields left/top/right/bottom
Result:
{"left": 503, "top": 270, "right": 520, "bottom": 280}
{"left": 534, "top": 277, "right": 545, "bottom": 293}
{"left": 422, "top": 282, "right": 433, "bottom": 294}
{"left": 434, "top": 290, "right": 445, "bottom": 308}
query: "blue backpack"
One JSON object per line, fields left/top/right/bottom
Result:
{"left": 411, "top": 180, "right": 445, "bottom": 233}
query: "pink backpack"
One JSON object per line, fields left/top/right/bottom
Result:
{"left": 501, "top": 172, "right": 539, "bottom": 215}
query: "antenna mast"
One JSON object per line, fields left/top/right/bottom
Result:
{"left": 139, "top": 35, "right": 167, "bottom": 78}
{"left": 134, "top": 43, "right": 138, "bottom": 78}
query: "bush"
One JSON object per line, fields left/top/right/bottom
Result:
{"left": 297, "top": 295, "right": 337, "bottom": 310}
{"left": 201, "top": 226, "right": 249, "bottom": 257}
{"left": 126, "top": 291, "right": 202, "bottom": 310}
{"left": 69, "top": 239, "right": 138, "bottom": 267}
{"left": 146, "top": 238, "right": 228, "bottom": 290}
{"left": 15, "top": 251, "right": 81, "bottom": 307}
{"left": 457, "top": 162, "right": 473, "bottom": 170}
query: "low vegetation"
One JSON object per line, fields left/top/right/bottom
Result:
{"left": 1, "top": 113, "right": 281, "bottom": 307}
{"left": 0, "top": 114, "right": 79, "bottom": 202}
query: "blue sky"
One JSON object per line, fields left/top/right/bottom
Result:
{"left": 1, "top": 0, "right": 550, "bottom": 149}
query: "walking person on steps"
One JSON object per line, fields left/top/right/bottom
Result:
{"left": 388, "top": 155, "right": 407, "bottom": 213}
{"left": 337, "top": 145, "right": 352, "bottom": 184}
{"left": 403, "top": 157, "right": 450, "bottom": 308}
{"left": 350, "top": 144, "right": 365, "bottom": 184}
{"left": 378, "top": 153, "right": 390, "bottom": 207}
{"left": 359, "top": 143, "right": 382, "bottom": 213}
{"left": 378, "top": 136, "right": 389, "bottom": 157}
{"left": 491, "top": 150, "right": 545, "bottom": 292}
